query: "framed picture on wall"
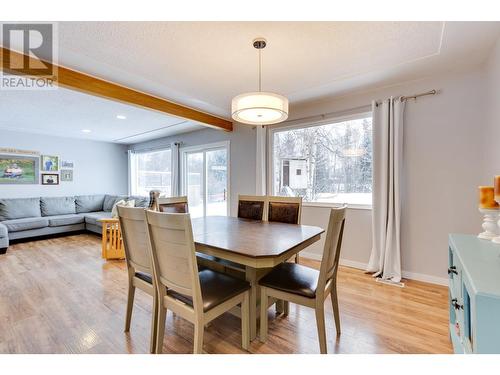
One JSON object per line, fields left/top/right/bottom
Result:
{"left": 0, "top": 154, "right": 40, "bottom": 185}
{"left": 61, "top": 160, "right": 74, "bottom": 168}
{"left": 60, "top": 169, "right": 73, "bottom": 182}
{"left": 41, "top": 155, "right": 59, "bottom": 171}
{"left": 41, "top": 173, "right": 59, "bottom": 185}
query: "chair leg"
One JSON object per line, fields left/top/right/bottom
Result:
{"left": 155, "top": 306, "right": 166, "bottom": 354}
{"left": 149, "top": 293, "right": 158, "bottom": 354}
{"left": 193, "top": 320, "right": 204, "bottom": 354}
{"left": 259, "top": 287, "right": 268, "bottom": 343}
{"left": 283, "top": 301, "right": 289, "bottom": 316}
{"left": 241, "top": 292, "right": 250, "bottom": 351}
{"left": 315, "top": 303, "right": 327, "bottom": 354}
{"left": 295, "top": 253, "right": 300, "bottom": 264}
{"left": 330, "top": 286, "right": 341, "bottom": 335}
{"left": 124, "top": 283, "right": 135, "bottom": 332}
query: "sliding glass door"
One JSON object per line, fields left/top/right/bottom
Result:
{"left": 182, "top": 142, "right": 229, "bottom": 218}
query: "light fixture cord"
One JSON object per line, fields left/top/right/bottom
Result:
{"left": 258, "top": 47, "right": 262, "bottom": 92}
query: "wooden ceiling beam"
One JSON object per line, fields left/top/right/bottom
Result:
{"left": 0, "top": 47, "right": 233, "bottom": 132}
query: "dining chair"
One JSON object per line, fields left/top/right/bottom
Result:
{"left": 157, "top": 196, "right": 189, "bottom": 213}
{"left": 117, "top": 206, "right": 157, "bottom": 354}
{"left": 237, "top": 195, "right": 267, "bottom": 220}
{"left": 145, "top": 210, "right": 251, "bottom": 354}
{"left": 259, "top": 206, "right": 346, "bottom": 354}
{"left": 267, "top": 196, "right": 302, "bottom": 265}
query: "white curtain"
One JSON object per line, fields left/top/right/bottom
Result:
{"left": 171, "top": 142, "right": 180, "bottom": 196}
{"left": 366, "top": 97, "right": 405, "bottom": 283}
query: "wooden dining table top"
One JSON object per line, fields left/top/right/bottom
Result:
{"left": 191, "top": 216, "right": 324, "bottom": 259}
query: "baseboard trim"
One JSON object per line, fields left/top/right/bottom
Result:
{"left": 300, "top": 251, "right": 448, "bottom": 286}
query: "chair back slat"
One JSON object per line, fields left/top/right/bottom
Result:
{"left": 318, "top": 207, "right": 346, "bottom": 291}
{"left": 267, "top": 196, "right": 302, "bottom": 224}
{"left": 158, "top": 196, "right": 189, "bottom": 214}
{"left": 145, "top": 210, "right": 201, "bottom": 300}
{"left": 117, "top": 206, "right": 152, "bottom": 274}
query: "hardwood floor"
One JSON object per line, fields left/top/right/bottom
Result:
{"left": 0, "top": 234, "right": 452, "bottom": 354}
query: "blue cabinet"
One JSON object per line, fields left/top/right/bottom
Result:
{"left": 448, "top": 234, "right": 500, "bottom": 353}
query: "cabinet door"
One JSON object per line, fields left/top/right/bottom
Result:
{"left": 448, "top": 247, "right": 462, "bottom": 300}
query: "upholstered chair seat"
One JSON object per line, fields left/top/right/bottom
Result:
{"left": 134, "top": 271, "right": 153, "bottom": 284}
{"left": 259, "top": 263, "right": 319, "bottom": 298}
{"left": 167, "top": 269, "right": 250, "bottom": 312}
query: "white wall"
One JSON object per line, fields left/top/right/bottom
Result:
{"left": 0, "top": 130, "right": 128, "bottom": 198}
{"left": 483, "top": 36, "right": 500, "bottom": 177}
{"left": 272, "top": 67, "right": 487, "bottom": 284}
{"left": 129, "top": 124, "right": 257, "bottom": 216}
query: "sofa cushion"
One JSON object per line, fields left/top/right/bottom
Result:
{"left": 48, "top": 214, "right": 85, "bottom": 227}
{"left": 103, "top": 195, "right": 127, "bottom": 212}
{"left": 0, "top": 223, "right": 7, "bottom": 238}
{"left": 2, "top": 217, "right": 49, "bottom": 232}
{"left": 129, "top": 196, "right": 149, "bottom": 208}
{"left": 75, "top": 195, "right": 105, "bottom": 213}
{"left": 84, "top": 211, "right": 113, "bottom": 226}
{"left": 0, "top": 197, "right": 41, "bottom": 221}
{"left": 40, "top": 196, "right": 76, "bottom": 216}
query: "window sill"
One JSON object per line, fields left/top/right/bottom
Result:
{"left": 302, "top": 202, "right": 372, "bottom": 210}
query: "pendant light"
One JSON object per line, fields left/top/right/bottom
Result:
{"left": 231, "top": 38, "right": 289, "bottom": 125}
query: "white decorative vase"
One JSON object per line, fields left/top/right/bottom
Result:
{"left": 478, "top": 208, "right": 499, "bottom": 241}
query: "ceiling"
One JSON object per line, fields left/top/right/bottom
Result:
{"left": 0, "top": 87, "right": 205, "bottom": 143}
{"left": 1, "top": 21, "right": 499, "bottom": 143}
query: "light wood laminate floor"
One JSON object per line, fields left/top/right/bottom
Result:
{"left": 0, "top": 234, "right": 452, "bottom": 354}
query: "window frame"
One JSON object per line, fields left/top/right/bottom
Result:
{"left": 180, "top": 140, "right": 231, "bottom": 217}
{"left": 129, "top": 146, "right": 173, "bottom": 197}
{"left": 268, "top": 111, "right": 373, "bottom": 210}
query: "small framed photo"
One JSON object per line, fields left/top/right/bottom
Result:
{"left": 41, "top": 173, "right": 59, "bottom": 185}
{"left": 60, "top": 169, "right": 73, "bottom": 182}
{"left": 61, "top": 160, "right": 74, "bottom": 168}
{"left": 41, "top": 155, "right": 59, "bottom": 171}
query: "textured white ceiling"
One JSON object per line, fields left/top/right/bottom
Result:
{"left": 55, "top": 21, "right": 499, "bottom": 117}
{"left": 1, "top": 21, "right": 499, "bottom": 143}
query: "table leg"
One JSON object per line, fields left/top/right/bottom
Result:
{"left": 276, "top": 300, "right": 284, "bottom": 314}
{"left": 245, "top": 267, "right": 258, "bottom": 341}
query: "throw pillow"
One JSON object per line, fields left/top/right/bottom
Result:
{"left": 111, "top": 199, "right": 135, "bottom": 218}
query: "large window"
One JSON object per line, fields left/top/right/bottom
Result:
{"left": 181, "top": 141, "right": 229, "bottom": 218}
{"left": 272, "top": 114, "right": 373, "bottom": 206}
{"left": 130, "top": 148, "right": 172, "bottom": 196}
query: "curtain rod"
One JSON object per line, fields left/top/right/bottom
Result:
{"left": 130, "top": 141, "right": 184, "bottom": 154}
{"left": 281, "top": 89, "right": 438, "bottom": 126}
{"left": 401, "top": 89, "right": 437, "bottom": 102}
{"left": 376, "top": 89, "right": 437, "bottom": 106}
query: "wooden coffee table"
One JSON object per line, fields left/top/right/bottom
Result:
{"left": 98, "top": 218, "right": 125, "bottom": 260}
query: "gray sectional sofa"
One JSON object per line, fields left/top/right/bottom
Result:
{"left": 0, "top": 194, "right": 149, "bottom": 254}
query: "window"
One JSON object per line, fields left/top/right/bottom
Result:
{"left": 271, "top": 114, "right": 373, "bottom": 206}
{"left": 181, "top": 141, "right": 229, "bottom": 218}
{"left": 130, "top": 148, "right": 172, "bottom": 196}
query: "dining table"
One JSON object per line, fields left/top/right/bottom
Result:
{"left": 191, "top": 215, "right": 324, "bottom": 340}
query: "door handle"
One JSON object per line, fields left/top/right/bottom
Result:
{"left": 451, "top": 299, "right": 463, "bottom": 310}
{"left": 448, "top": 266, "right": 458, "bottom": 275}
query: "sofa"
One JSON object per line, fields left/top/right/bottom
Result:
{"left": 0, "top": 194, "right": 149, "bottom": 254}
